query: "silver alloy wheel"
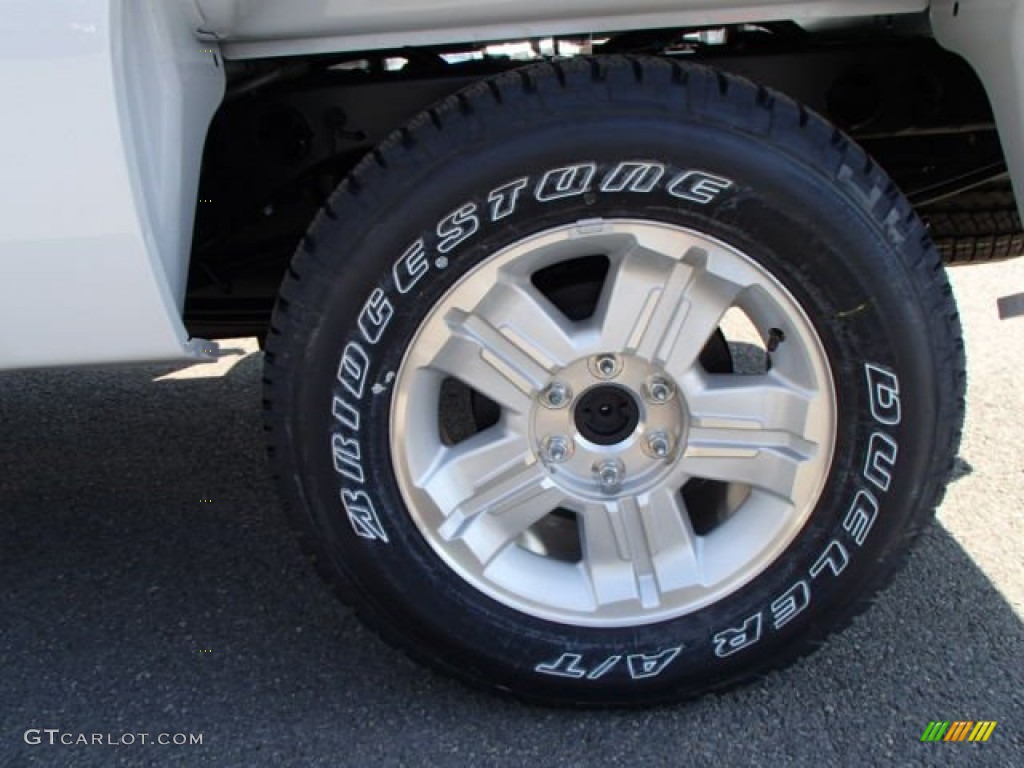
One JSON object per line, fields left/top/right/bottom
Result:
{"left": 391, "top": 219, "right": 837, "bottom": 627}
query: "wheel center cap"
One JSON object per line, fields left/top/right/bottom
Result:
{"left": 574, "top": 385, "right": 640, "bottom": 446}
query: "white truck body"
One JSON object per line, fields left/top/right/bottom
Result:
{"left": 193, "top": 0, "right": 928, "bottom": 57}
{"left": 0, "top": 0, "right": 1018, "bottom": 370}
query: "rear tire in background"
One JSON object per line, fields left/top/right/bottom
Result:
{"left": 263, "top": 56, "right": 965, "bottom": 705}
{"left": 919, "top": 179, "right": 1024, "bottom": 264}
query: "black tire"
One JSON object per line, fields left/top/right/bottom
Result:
{"left": 263, "top": 56, "right": 965, "bottom": 706}
{"left": 919, "top": 180, "right": 1024, "bottom": 264}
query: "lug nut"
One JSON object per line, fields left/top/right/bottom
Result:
{"left": 646, "top": 432, "right": 673, "bottom": 460}
{"left": 645, "top": 375, "right": 676, "bottom": 404}
{"left": 541, "top": 435, "right": 572, "bottom": 464}
{"left": 593, "top": 354, "right": 621, "bottom": 379}
{"left": 540, "top": 381, "right": 572, "bottom": 409}
{"left": 594, "top": 459, "right": 625, "bottom": 492}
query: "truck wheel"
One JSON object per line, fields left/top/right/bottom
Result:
{"left": 263, "top": 56, "right": 965, "bottom": 705}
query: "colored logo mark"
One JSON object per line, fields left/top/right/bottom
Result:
{"left": 920, "top": 721, "right": 997, "bottom": 742}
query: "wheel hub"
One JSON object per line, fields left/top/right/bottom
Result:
{"left": 532, "top": 354, "right": 686, "bottom": 498}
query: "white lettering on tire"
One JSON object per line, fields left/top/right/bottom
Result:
{"left": 358, "top": 288, "right": 394, "bottom": 345}
{"left": 600, "top": 161, "right": 665, "bottom": 193}
{"left": 584, "top": 655, "right": 622, "bottom": 680}
{"left": 332, "top": 434, "right": 364, "bottom": 484}
{"left": 437, "top": 203, "right": 480, "bottom": 254}
{"left": 667, "top": 170, "right": 734, "bottom": 205}
{"left": 770, "top": 580, "right": 810, "bottom": 630}
{"left": 864, "top": 431, "right": 898, "bottom": 493}
{"left": 713, "top": 613, "right": 762, "bottom": 658}
{"left": 332, "top": 397, "right": 360, "bottom": 432}
{"left": 809, "top": 539, "right": 849, "bottom": 579}
{"left": 842, "top": 489, "right": 879, "bottom": 547}
{"left": 626, "top": 647, "right": 683, "bottom": 679}
{"left": 393, "top": 240, "right": 429, "bottom": 294}
{"left": 337, "top": 341, "right": 370, "bottom": 399}
{"left": 487, "top": 178, "right": 529, "bottom": 221}
{"left": 535, "top": 163, "right": 597, "bottom": 202}
{"left": 535, "top": 647, "right": 683, "bottom": 680}
{"left": 864, "top": 363, "right": 901, "bottom": 425}
{"left": 534, "top": 653, "right": 588, "bottom": 679}
{"left": 341, "top": 489, "right": 389, "bottom": 542}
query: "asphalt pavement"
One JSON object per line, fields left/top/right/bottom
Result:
{"left": 1, "top": 260, "right": 1022, "bottom": 767}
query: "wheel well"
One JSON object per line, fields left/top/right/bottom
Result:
{"left": 185, "top": 21, "right": 1004, "bottom": 340}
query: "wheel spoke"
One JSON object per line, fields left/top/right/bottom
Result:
{"left": 438, "top": 461, "right": 563, "bottom": 565}
{"left": 680, "top": 424, "right": 817, "bottom": 503}
{"left": 418, "top": 428, "right": 533, "bottom": 508}
{"left": 679, "top": 373, "right": 822, "bottom": 506}
{"left": 597, "top": 248, "right": 742, "bottom": 376}
{"left": 430, "top": 308, "right": 549, "bottom": 414}
{"left": 430, "top": 275, "right": 578, "bottom": 414}
{"left": 656, "top": 263, "right": 745, "bottom": 381}
{"left": 580, "top": 491, "right": 702, "bottom": 609}
{"left": 643, "top": 487, "right": 704, "bottom": 594}
{"left": 685, "top": 371, "right": 815, "bottom": 434}
{"left": 477, "top": 277, "right": 580, "bottom": 370}
{"left": 595, "top": 248, "right": 672, "bottom": 353}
